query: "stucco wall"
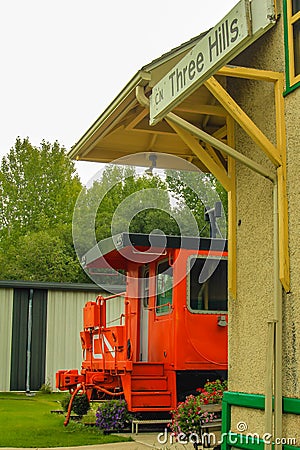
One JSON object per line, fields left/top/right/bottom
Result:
{"left": 283, "top": 88, "right": 300, "bottom": 399}
{"left": 228, "top": 17, "right": 281, "bottom": 394}
{"left": 226, "top": 0, "right": 300, "bottom": 440}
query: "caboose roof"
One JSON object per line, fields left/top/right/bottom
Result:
{"left": 83, "top": 232, "right": 227, "bottom": 270}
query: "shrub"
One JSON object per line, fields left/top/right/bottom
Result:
{"left": 39, "top": 379, "right": 52, "bottom": 394}
{"left": 95, "top": 400, "right": 132, "bottom": 432}
{"left": 61, "top": 393, "right": 90, "bottom": 416}
{"left": 73, "top": 394, "right": 90, "bottom": 416}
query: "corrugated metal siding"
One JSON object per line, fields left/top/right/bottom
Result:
{"left": 46, "top": 290, "right": 124, "bottom": 390}
{"left": 0, "top": 288, "right": 13, "bottom": 390}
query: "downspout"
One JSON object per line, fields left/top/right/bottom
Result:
{"left": 26, "top": 288, "right": 34, "bottom": 394}
{"left": 136, "top": 85, "right": 282, "bottom": 448}
{"left": 273, "top": 179, "right": 282, "bottom": 450}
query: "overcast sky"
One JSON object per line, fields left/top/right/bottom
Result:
{"left": 1, "top": 0, "right": 237, "bottom": 184}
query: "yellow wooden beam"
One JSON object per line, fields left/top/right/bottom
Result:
{"left": 277, "top": 166, "right": 290, "bottom": 292}
{"left": 212, "top": 125, "right": 227, "bottom": 140}
{"left": 227, "top": 116, "right": 237, "bottom": 299}
{"left": 291, "top": 10, "right": 300, "bottom": 24}
{"left": 205, "top": 142, "right": 226, "bottom": 168}
{"left": 166, "top": 118, "right": 233, "bottom": 192}
{"left": 174, "top": 104, "right": 226, "bottom": 116}
{"left": 215, "top": 68, "right": 289, "bottom": 292}
{"left": 204, "top": 76, "right": 282, "bottom": 167}
{"left": 125, "top": 108, "right": 148, "bottom": 130}
{"left": 275, "top": 75, "right": 290, "bottom": 291}
{"left": 218, "top": 65, "right": 281, "bottom": 82}
{"left": 144, "top": 134, "right": 158, "bottom": 152}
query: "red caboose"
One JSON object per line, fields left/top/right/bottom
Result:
{"left": 56, "top": 233, "right": 227, "bottom": 422}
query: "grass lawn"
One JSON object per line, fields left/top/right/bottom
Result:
{"left": 0, "top": 392, "right": 131, "bottom": 448}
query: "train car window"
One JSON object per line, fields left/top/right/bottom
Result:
{"left": 141, "top": 268, "right": 149, "bottom": 308}
{"left": 188, "top": 257, "right": 227, "bottom": 312}
{"left": 156, "top": 260, "right": 173, "bottom": 315}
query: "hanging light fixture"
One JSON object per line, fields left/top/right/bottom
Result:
{"left": 145, "top": 154, "right": 157, "bottom": 176}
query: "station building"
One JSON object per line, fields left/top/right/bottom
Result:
{"left": 67, "top": 0, "right": 299, "bottom": 447}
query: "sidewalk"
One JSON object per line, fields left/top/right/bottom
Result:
{"left": 1, "top": 432, "right": 196, "bottom": 450}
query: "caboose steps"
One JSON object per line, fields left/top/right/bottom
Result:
{"left": 132, "top": 362, "right": 164, "bottom": 376}
{"left": 131, "top": 390, "right": 172, "bottom": 408}
{"left": 131, "top": 375, "right": 168, "bottom": 391}
{"left": 124, "top": 362, "right": 175, "bottom": 410}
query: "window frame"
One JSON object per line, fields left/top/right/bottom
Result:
{"left": 186, "top": 255, "right": 228, "bottom": 314}
{"left": 155, "top": 259, "right": 173, "bottom": 316}
{"left": 139, "top": 265, "right": 150, "bottom": 308}
{"left": 284, "top": 0, "right": 300, "bottom": 93}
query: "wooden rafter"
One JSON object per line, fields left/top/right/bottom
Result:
{"left": 205, "top": 142, "right": 227, "bottom": 169}
{"left": 145, "top": 134, "right": 158, "bottom": 151}
{"left": 159, "top": 66, "right": 288, "bottom": 292}
{"left": 165, "top": 118, "right": 232, "bottom": 192}
{"left": 212, "top": 125, "right": 227, "bottom": 140}
{"left": 204, "top": 76, "right": 282, "bottom": 167}
{"left": 207, "top": 67, "right": 289, "bottom": 291}
{"left": 218, "top": 65, "right": 283, "bottom": 81}
{"left": 173, "top": 104, "right": 226, "bottom": 116}
{"left": 125, "top": 109, "right": 149, "bottom": 130}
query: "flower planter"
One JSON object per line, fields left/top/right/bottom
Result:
{"left": 201, "top": 403, "right": 222, "bottom": 412}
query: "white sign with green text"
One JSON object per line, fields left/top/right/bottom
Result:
{"left": 150, "top": 0, "right": 276, "bottom": 125}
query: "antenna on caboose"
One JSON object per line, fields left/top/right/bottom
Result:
{"left": 202, "top": 201, "right": 224, "bottom": 238}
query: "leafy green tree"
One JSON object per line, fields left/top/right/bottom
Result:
{"left": 0, "top": 225, "right": 86, "bottom": 282}
{"left": 0, "top": 137, "right": 82, "bottom": 244}
{"left": 94, "top": 165, "right": 176, "bottom": 240}
{"left": 73, "top": 165, "right": 179, "bottom": 260}
{"left": 0, "top": 138, "right": 85, "bottom": 282}
{"left": 166, "top": 170, "right": 228, "bottom": 238}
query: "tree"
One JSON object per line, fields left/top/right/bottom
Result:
{"left": 0, "top": 138, "right": 84, "bottom": 282}
{"left": 73, "top": 164, "right": 179, "bottom": 262}
{"left": 0, "top": 137, "right": 82, "bottom": 244}
{"left": 0, "top": 225, "right": 85, "bottom": 282}
{"left": 166, "top": 170, "right": 228, "bottom": 238}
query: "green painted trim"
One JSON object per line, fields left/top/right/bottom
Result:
{"left": 221, "top": 392, "right": 300, "bottom": 450}
{"left": 221, "top": 399, "right": 231, "bottom": 450}
{"left": 283, "top": 396, "right": 300, "bottom": 414}
{"left": 226, "top": 433, "right": 265, "bottom": 450}
{"left": 223, "top": 391, "right": 265, "bottom": 409}
{"left": 223, "top": 391, "right": 300, "bottom": 414}
{"left": 284, "top": 79, "right": 300, "bottom": 96}
{"left": 227, "top": 434, "right": 300, "bottom": 450}
{"left": 283, "top": 0, "right": 291, "bottom": 89}
{"left": 282, "top": 0, "right": 300, "bottom": 94}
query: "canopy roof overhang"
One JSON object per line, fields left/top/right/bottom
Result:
{"left": 69, "top": 31, "right": 230, "bottom": 173}
{"left": 69, "top": 23, "right": 288, "bottom": 295}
